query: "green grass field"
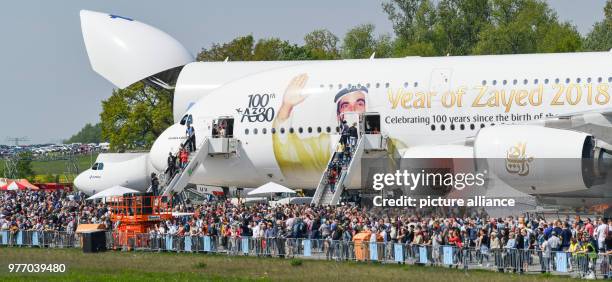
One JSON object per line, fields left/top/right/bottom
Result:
{"left": 0, "top": 248, "right": 580, "bottom": 282}
{"left": 0, "top": 154, "right": 97, "bottom": 182}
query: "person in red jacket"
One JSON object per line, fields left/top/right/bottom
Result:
{"left": 448, "top": 229, "right": 463, "bottom": 248}
{"left": 328, "top": 168, "right": 338, "bottom": 193}
{"left": 179, "top": 147, "right": 189, "bottom": 169}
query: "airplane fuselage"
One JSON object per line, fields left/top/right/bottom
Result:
{"left": 158, "top": 52, "right": 611, "bottom": 189}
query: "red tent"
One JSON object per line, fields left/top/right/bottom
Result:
{"left": 0, "top": 179, "right": 39, "bottom": 191}
{"left": 36, "top": 183, "right": 73, "bottom": 191}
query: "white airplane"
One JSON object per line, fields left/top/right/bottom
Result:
{"left": 74, "top": 10, "right": 612, "bottom": 212}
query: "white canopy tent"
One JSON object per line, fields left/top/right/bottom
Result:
{"left": 6, "top": 182, "right": 20, "bottom": 191}
{"left": 86, "top": 185, "right": 139, "bottom": 200}
{"left": 247, "top": 182, "right": 296, "bottom": 196}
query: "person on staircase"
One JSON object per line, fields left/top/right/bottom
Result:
{"left": 340, "top": 120, "right": 349, "bottom": 146}
{"left": 336, "top": 142, "right": 344, "bottom": 166}
{"left": 186, "top": 124, "right": 196, "bottom": 152}
{"left": 328, "top": 168, "right": 338, "bottom": 193}
{"left": 179, "top": 146, "right": 189, "bottom": 169}
{"left": 343, "top": 142, "right": 352, "bottom": 166}
{"left": 166, "top": 152, "right": 176, "bottom": 179}
{"left": 150, "top": 173, "right": 159, "bottom": 196}
{"left": 349, "top": 122, "right": 358, "bottom": 151}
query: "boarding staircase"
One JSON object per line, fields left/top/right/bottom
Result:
{"left": 158, "top": 137, "right": 237, "bottom": 197}
{"left": 311, "top": 138, "right": 365, "bottom": 206}
{"left": 311, "top": 133, "right": 388, "bottom": 206}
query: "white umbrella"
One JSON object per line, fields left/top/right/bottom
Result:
{"left": 7, "top": 182, "right": 19, "bottom": 191}
{"left": 247, "top": 182, "right": 296, "bottom": 196}
{"left": 86, "top": 185, "right": 139, "bottom": 200}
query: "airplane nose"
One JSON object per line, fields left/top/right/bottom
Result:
{"left": 73, "top": 171, "right": 92, "bottom": 195}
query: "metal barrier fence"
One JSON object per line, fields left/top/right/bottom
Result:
{"left": 2, "top": 230, "right": 610, "bottom": 279}
{"left": 0, "top": 230, "right": 81, "bottom": 248}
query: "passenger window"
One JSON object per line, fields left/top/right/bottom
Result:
{"left": 470, "top": 124, "right": 475, "bottom": 130}
{"left": 98, "top": 163, "right": 104, "bottom": 170}
{"left": 289, "top": 127, "right": 294, "bottom": 134}
{"left": 440, "top": 124, "right": 446, "bottom": 131}
{"left": 307, "top": 127, "right": 312, "bottom": 133}
{"left": 326, "top": 126, "right": 331, "bottom": 133}
{"left": 271, "top": 128, "right": 276, "bottom": 134}
{"left": 262, "top": 128, "right": 267, "bottom": 135}
{"left": 298, "top": 127, "right": 303, "bottom": 134}
{"left": 245, "top": 129, "right": 249, "bottom": 135}
{"left": 253, "top": 128, "right": 258, "bottom": 135}
{"left": 460, "top": 124, "right": 465, "bottom": 130}
{"left": 317, "top": 127, "right": 322, "bottom": 133}
{"left": 430, "top": 125, "right": 436, "bottom": 131}
{"left": 280, "top": 128, "right": 285, "bottom": 134}
{"left": 335, "top": 126, "right": 340, "bottom": 133}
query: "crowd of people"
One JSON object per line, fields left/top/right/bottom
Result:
{"left": 0, "top": 189, "right": 110, "bottom": 233}
{"left": 1, "top": 188, "right": 611, "bottom": 274}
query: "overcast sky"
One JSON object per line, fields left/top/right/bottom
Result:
{"left": 0, "top": 0, "right": 607, "bottom": 145}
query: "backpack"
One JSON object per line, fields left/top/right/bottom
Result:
{"left": 292, "top": 219, "right": 302, "bottom": 237}
{"left": 299, "top": 221, "right": 307, "bottom": 235}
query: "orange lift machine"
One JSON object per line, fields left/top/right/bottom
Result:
{"left": 109, "top": 193, "right": 173, "bottom": 249}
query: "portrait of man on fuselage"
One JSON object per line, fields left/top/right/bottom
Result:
{"left": 272, "top": 73, "right": 367, "bottom": 181}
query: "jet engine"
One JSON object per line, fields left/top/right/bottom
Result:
{"left": 473, "top": 125, "right": 609, "bottom": 194}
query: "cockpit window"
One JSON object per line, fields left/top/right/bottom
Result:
{"left": 91, "top": 163, "right": 104, "bottom": 170}
{"left": 180, "top": 114, "right": 193, "bottom": 125}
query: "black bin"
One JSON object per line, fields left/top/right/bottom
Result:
{"left": 82, "top": 231, "right": 107, "bottom": 253}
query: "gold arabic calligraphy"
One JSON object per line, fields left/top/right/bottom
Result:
{"left": 505, "top": 142, "right": 533, "bottom": 176}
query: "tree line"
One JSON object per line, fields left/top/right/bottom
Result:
{"left": 72, "top": 0, "right": 611, "bottom": 151}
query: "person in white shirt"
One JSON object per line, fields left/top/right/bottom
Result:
{"left": 251, "top": 222, "right": 261, "bottom": 239}
{"left": 594, "top": 217, "right": 609, "bottom": 252}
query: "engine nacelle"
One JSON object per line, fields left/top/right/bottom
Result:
{"left": 474, "top": 125, "right": 605, "bottom": 194}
